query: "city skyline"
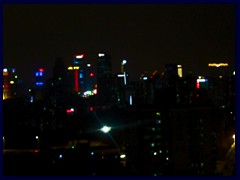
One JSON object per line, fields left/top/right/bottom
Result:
{"left": 3, "top": 4, "right": 235, "bottom": 85}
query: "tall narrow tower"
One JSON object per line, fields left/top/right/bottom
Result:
{"left": 96, "top": 52, "right": 113, "bottom": 104}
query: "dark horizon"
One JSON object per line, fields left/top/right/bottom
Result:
{"left": 3, "top": 4, "right": 235, "bottom": 86}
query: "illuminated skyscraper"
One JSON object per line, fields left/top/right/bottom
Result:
{"left": 96, "top": 52, "right": 113, "bottom": 104}
{"left": 207, "top": 62, "right": 232, "bottom": 107}
{"left": 3, "top": 68, "right": 12, "bottom": 99}
{"left": 3, "top": 68, "right": 19, "bottom": 99}
{"left": 34, "top": 68, "right": 45, "bottom": 100}
{"left": 177, "top": 65, "right": 183, "bottom": 78}
{"left": 73, "top": 54, "right": 84, "bottom": 93}
{"left": 68, "top": 54, "right": 96, "bottom": 96}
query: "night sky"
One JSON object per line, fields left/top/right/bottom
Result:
{"left": 3, "top": 4, "right": 235, "bottom": 86}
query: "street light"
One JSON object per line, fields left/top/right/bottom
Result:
{"left": 122, "top": 60, "right": 127, "bottom": 65}
{"left": 101, "top": 126, "right": 111, "bottom": 133}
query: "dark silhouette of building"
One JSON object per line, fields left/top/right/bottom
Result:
{"left": 96, "top": 52, "right": 114, "bottom": 105}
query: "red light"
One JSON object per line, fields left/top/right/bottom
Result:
{"left": 39, "top": 68, "right": 44, "bottom": 72}
{"left": 196, "top": 82, "right": 200, "bottom": 89}
{"left": 74, "top": 70, "right": 79, "bottom": 92}
{"left": 90, "top": 73, "right": 94, "bottom": 77}
{"left": 34, "top": 150, "right": 39, "bottom": 153}
{"left": 66, "top": 108, "right": 75, "bottom": 114}
{"left": 90, "top": 107, "right": 93, "bottom": 111}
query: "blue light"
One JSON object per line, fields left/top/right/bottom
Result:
{"left": 35, "top": 72, "right": 39, "bottom": 76}
{"left": 39, "top": 72, "right": 43, "bottom": 76}
{"left": 30, "top": 96, "right": 34, "bottom": 103}
{"left": 36, "top": 82, "right": 44, "bottom": 86}
{"left": 79, "top": 73, "right": 83, "bottom": 78}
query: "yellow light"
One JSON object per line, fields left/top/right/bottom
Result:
{"left": 73, "top": 66, "right": 79, "bottom": 70}
{"left": 10, "top": 81, "right": 14, "bottom": 84}
{"left": 208, "top": 63, "right": 229, "bottom": 67}
{"left": 68, "top": 66, "right": 73, "bottom": 70}
{"left": 233, "top": 134, "right": 235, "bottom": 140}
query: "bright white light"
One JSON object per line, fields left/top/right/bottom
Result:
{"left": 120, "top": 154, "right": 126, "bottom": 158}
{"left": 129, "top": 95, "right": 132, "bottom": 106}
{"left": 101, "top": 126, "right": 111, "bottom": 133}
{"left": 84, "top": 91, "right": 92, "bottom": 96}
{"left": 233, "top": 71, "right": 235, "bottom": 75}
{"left": 197, "top": 79, "right": 207, "bottom": 83}
{"left": 35, "top": 136, "right": 39, "bottom": 139}
{"left": 75, "top": 54, "right": 84, "bottom": 59}
{"left": 118, "top": 74, "right": 124, "bottom": 77}
{"left": 154, "top": 152, "right": 157, "bottom": 156}
{"left": 98, "top": 53, "right": 105, "bottom": 57}
{"left": 93, "top": 89, "right": 97, "bottom": 95}
{"left": 59, "top": 154, "right": 63, "bottom": 159}
{"left": 124, "top": 72, "right": 127, "bottom": 85}
{"left": 87, "top": 64, "right": 91, "bottom": 67}
{"left": 143, "top": 77, "right": 148, "bottom": 80}
{"left": 166, "top": 157, "right": 169, "bottom": 160}
{"left": 91, "top": 152, "right": 94, "bottom": 155}
{"left": 122, "top": 60, "right": 127, "bottom": 65}
{"left": 3, "top": 68, "right": 7, "bottom": 72}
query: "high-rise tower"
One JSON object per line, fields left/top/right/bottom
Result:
{"left": 96, "top": 52, "right": 113, "bottom": 105}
